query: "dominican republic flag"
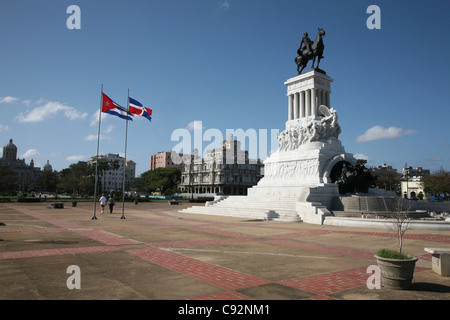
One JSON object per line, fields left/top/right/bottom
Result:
{"left": 129, "top": 97, "right": 152, "bottom": 122}
{"left": 102, "top": 93, "right": 133, "bottom": 121}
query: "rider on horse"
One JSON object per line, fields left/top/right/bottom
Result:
{"left": 299, "top": 32, "right": 313, "bottom": 56}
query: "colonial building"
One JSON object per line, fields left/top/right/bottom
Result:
{"left": 88, "top": 153, "right": 136, "bottom": 193}
{"left": 0, "top": 139, "right": 46, "bottom": 192}
{"left": 401, "top": 165, "right": 430, "bottom": 199}
{"left": 178, "top": 134, "right": 264, "bottom": 196}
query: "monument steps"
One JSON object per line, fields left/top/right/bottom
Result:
{"left": 180, "top": 196, "right": 301, "bottom": 222}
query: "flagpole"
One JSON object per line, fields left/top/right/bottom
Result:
{"left": 121, "top": 89, "right": 130, "bottom": 220}
{"left": 92, "top": 84, "right": 103, "bottom": 220}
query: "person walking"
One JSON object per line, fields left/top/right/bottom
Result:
{"left": 99, "top": 194, "right": 107, "bottom": 214}
{"left": 108, "top": 196, "right": 115, "bottom": 214}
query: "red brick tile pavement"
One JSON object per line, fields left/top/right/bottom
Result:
{"left": 72, "top": 229, "right": 140, "bottom": 246}
{"left": 185, "top": 291, "right": 250, "bottom": 300}
{"left": 0, "top": 245, "right": 120, "bottom": 260}
{"left": 154, "top": 238, "right": 254, "bottom": 249}
{"left": 127, "top": 248, "right": 272, "bottom": 291}
{"left": 279, "top": 266, "right": 372, "bottom": 295}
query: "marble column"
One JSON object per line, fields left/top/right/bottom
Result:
{"left": 288, "top": 94, "right": 293, "bottom": 120}
{"left": 305, "top": 89, "right": 311, "bottom": 117}
{"left": 293, "top": 92, "right": 299, "bottom": 119}
{"left": 300, "top": 91, "right": 305, "bottom": 118}
{"left": 311, "top": 88, "right": 317, "bottom": 117}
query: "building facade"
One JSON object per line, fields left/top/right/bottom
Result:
{"left": 150, "top": 151, "right": 188, "bottom": 171}
{"left": 401, "top": 166, "right": 430, "bottom": 199}
{"left": 88, "top": 153, "right": 135, "bottom": 193}
{"left": 178, "top": 135, "right": 264, "bottom": 196}
{"left": 0, "top": 139, "right": 47, "bottom": 192}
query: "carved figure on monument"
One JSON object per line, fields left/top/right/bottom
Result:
{"left": 319, "top": 105, "right": 341, "bottom": 138}
{"left": 277, "top": 104, "right": 341, "bottom": 151}
{"left": 295, "top": 28, "right": 326, "bottom": 75}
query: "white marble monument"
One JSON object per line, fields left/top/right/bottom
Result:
{"left": 180, "top": 69, "right": 357, "bottom": 224}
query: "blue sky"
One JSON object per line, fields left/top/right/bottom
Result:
{"left": 0, "top": 0, "right": 449, "bottom": 176}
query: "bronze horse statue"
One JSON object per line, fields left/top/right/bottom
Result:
{"left": 295, "top": 28, "right": 325, "bottom": 75}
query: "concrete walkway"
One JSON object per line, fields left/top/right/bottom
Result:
{"left": 0, "top": 201, "right": 449, "bottom": 301}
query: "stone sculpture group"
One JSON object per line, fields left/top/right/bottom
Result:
{"left": 278, "top": 105, "right": 341, "bottom": 151}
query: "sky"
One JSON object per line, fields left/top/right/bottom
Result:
{"left": 0, "top": 0, "right": 449, "bottom": 176}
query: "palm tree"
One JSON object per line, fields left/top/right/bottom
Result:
{"left": 97, "top": 159, "right": 110, "bottom": 194}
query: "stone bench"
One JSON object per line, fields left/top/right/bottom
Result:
{"left": 424, "top": 248, "right": 450, "bottom": 276}
{"left": 50, "top": 202, "right": 64, "bottom": 209}
{"left": 168, "top": 200, "right": 179, "bottom": 205}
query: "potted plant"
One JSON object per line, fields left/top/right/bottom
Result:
{"left": 375, "top": 199, "right": 417, "bottom": 290}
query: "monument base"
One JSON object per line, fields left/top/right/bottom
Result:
{"left": 180, "top": 134, "right": 357, "bottom": 223}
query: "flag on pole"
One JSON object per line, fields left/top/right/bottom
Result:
{"left": 129, "top": 97, "right": 152, "bottom": 122}
{"left": 102, "top": 93, "right": 133, "bottom": 121}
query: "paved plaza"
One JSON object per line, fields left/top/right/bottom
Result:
{"left": 0, "top": 201, "right": 449, "bottom": 301}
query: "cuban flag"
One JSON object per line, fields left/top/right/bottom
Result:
{"left": 102, "top": 93, "right": 133, "bottom": 121}
{"left": 129, "top": 97, "right": 152, "bottom": 122}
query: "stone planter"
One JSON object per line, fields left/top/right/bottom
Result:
{"left": 375, "top": 255, "right": 418, "bottom": 290}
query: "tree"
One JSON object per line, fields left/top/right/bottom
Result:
{"left": 37, "top": 170, "right": 60, "bottom": 192}
{"left": 422, "top": 168, "right": 450, "bottom": 197}
{"left": 135, "top": 167, "right": 181, "bottom": 195}
{"left": 97, "top": 159, "right": 110, "bottom": 194}
{"left": 372, "top": 170, "right": 401, "bottom": 195}
{"left": 388, "top": 198, "right": 414, "bottom": 254}
{"left": 0, "top": 166, "right": 18, "bottom": 192}
{"left": 57, "top": 161, "right": 95, "bottom": 195}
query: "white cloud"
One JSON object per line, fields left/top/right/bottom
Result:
{"left": 354, "top": 153, "right": 372, "bottom": 162}
{"left": 90, "top": 110, "right": 100, "bottom": 127}
{"left": 20, "top": 149, "right": 40, "bottom": 159}
{"left": 0, "top": 96, "right": 19, "bottom": 104}
{"left": 356, "top": 125, "right": 418, "bottom": 143}
{"left": 105, "top": 125, "right": 115, "bottom": 134}
{"left": 16, "top": 101, "right": 88, "bottom": 123}
{"left": 66, "top": 155, "right": 87, "bottom": 162}
{"left": 84, "top": 134, "right": 98, "bottom": 141}
{"left": 0, "top": 125, "right": 9, "bottom": 133}
{"left": 213, "top": 1, "right": 230, "bottom": 15}
{"left": 84, "top": 132, "right": 111, "bottom": 141}
{"left": 219, "top": 1, "right": 230, "bottom": 12}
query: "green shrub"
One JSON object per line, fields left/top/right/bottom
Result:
{"left": 377, "top": 248, "right": 412, "bottom": 260}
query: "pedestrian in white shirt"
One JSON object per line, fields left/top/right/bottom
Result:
{"left": 99, "top": 194, "right": 107, "bottom": 214}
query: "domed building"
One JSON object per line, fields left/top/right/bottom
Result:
{"left": 43, "top": 160, "right": 53, "bottom": 172}
{"left": 3, "top": 138, "right": 18, "bottom": 161}
{"left": 0, "top": 138, "right": 48, "bottom": 192}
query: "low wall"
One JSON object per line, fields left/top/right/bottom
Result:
{"left": 323, "top": 216, "right": 450, "bottom": 231}
{"left": 408, "top": 201, "right": 450, "bottom": 213}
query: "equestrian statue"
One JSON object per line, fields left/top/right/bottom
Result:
{"left": 295, "top": 28, "right": 326, "bottom": 75}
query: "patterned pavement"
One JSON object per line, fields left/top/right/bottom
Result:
{"left": 0, "top": 201, "right": 449, "bottom": 301}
